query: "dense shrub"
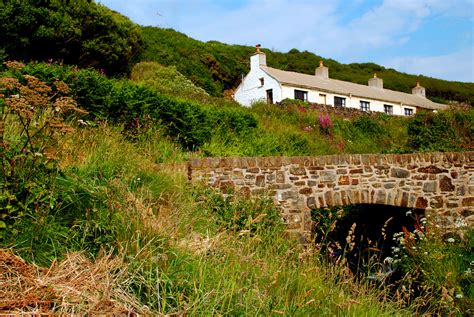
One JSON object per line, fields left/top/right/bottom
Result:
{"left": 353, "top": 115, "right": 384, "bottom": 135}
{"left": 6, "top": 62, "right": 258, "bottom": 150}
{"left": 407, "top": 109, "right": 474, "bottom": 152}
{"left": 0, "top": 0, "right": 142, "bottom": 75}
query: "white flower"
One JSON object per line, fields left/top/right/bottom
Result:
{"left": 455, "top": 294, "right": 463, "bottom": 299}
{"left": 446, "top": 238, "right": 455, "bottom": 243}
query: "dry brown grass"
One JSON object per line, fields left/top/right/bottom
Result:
{"left": 0, "top": 249, "right": 151, "bottom": 315}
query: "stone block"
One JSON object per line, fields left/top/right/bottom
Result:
{"left": 321, "top": 170, "right": 337, "bottom": 182}
{"left": 281, "top": 190, "right": 298, "bottom": 200}
{"left": 276, "top": 171, "right": 285, "bottom": 183}
{"left": 412, "top": 174, "right": 428, "bottom": 180}
{"left": 338, "top": 175, "right": 350, "bottom": 185}
{"left": 391, "top": 167, "right": 410, "bottom": 178}
{"left": 423, "top": 181, "right": 437, "bottom": 192}
{"left": 439, "top": 175, "right": 455, "bottom": 192}
{"left": 240, "top": 186, "right": 251, "bottom": 196}
{"left": 417, "top": 165, "right": 448, "bottom": 174}
{"left": 430, "top": 196, "right": 443, "bottom": 208}
{"left": 375, "top": 190, "right": 386, "bottom": 204}
{"left": 325, "top": 191, "right": 334, "bottom": 206}
{"left": 383, "top": 182, "right": 395, "bottom": 189}
{"left": 266, "top": 174, "right": 276, "bottom": 181}
{"left": 462, "top": 197, "right": 474, "bottom": 207}
{"left": 400, "top": 192, "right": 409, "bottom": 207}
{"left": 270, "top": 183, "right": 292, "bottom": 190}
{"left": 299, "top": 187, "right": 312, "bottom": 195}
{"left": 350, "top": 168, "right": 363, "bottom": 174}
{"left": 307, "top": 196, "right": 317, "bottom": 209}
{"left": 415, "top": 197, "right": 428, "bottom": 209}
{"left": 290, "top": 166, "right": 306, "bottom": 175}
{"left": 256, "top": 175, "right": 265, "bottom": 187}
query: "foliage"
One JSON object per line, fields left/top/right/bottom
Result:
{"left": 391, "top": 219, "right": 473, "bottom": 315}
{"left": 200, "top": 189, "right": 283, "bottom": 234}
{"left": 130, "top": 61, "right": 209, "bottom": 101}
{"left": 0, "top": 0, "right": 142, "bottom": 75}
{"left": 407, "top": 109, "right": 474, "bottom": 151}
{"left": 0, "top": 61, "right": 86, "bottom": 234}
{"left": 5, "top": 61, "right": 258, "bottom": 150}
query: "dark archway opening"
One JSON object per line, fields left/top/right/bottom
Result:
{"left": 311, "top": 204, "right": 425, "bottom": 280}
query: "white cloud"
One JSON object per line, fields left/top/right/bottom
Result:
{"left": 383, "top": 48, "right": 474, "bottom": 82}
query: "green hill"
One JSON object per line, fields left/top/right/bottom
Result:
{"left": 139, "top": 26, "right": 474, "bottom": 105}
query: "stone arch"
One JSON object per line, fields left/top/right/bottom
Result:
{"left": 189, "top": 152, "right": 474, "bottom": 238}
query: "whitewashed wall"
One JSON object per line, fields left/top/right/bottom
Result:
{"left": 234, "top": 54, "right": 281, "bottom": 107}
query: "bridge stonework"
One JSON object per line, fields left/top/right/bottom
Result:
{"left": 188, "top": 152, "right": 474, "bottom": 240}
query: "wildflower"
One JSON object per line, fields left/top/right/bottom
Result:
{"left": 446, "top": 238, "right": 455, "bottom": 243}
{"left": 318, "top": 114, "right": 332, "bottom": 135}
{"left": 455, "top": 293, "right": 463, "bottom": 299}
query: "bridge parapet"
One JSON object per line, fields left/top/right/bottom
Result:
{"left": 189, "top": 152, "right": 474, "bottom": 239}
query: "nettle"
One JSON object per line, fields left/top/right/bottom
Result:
{"left": 0, "top": 61, "right": 87, "bottom": 232}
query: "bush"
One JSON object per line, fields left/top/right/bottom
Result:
{"left": 0, "top": 0, "right": 142, "bottom": 75}
{"left": 407, "top": 109, "right": 474, "bottom": 152}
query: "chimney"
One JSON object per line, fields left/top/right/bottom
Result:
{"left": 368, "top": 73, "right": 383, "bottom": 89}
{"left": 315, "top": 60, "right": 329, "bottom": 78}
{"left": 250, "top": 44, "right": 266, "bottom": 70}
{"left": 412, "top": 81, "right": 426, "bottom": 98}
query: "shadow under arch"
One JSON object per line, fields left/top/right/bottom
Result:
{"left": 311, "top": 204, "right": 425, "bottom": 277}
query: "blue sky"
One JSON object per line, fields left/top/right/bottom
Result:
{"left": 99, "top": 0, "right": 473, "bottom": 82}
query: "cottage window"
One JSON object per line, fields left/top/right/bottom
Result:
{"left": 319, "top": 94, "right": 327, "bottom": 105}
{"left": 259, "top": 78, "right": 264, "bottom": 86}
{"left": 334, "top": 96, "right": 346, "bottom": 107}
{"left": 266, "top": 89, "right": 273, "bottom": 104}
{"left": 360, "top": 101, "right": 370, "bottom": 111}
{"left": 384, "top": 104, "right": 393, "bottom": 115}
{"left": 294, "top": 89, "right": 308, "bottom": 102}
{"left": 404, "top": 108, "right": 414, "bottom": 116}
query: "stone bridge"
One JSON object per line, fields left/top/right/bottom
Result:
{"left": 188, "top": 152, "right": 474, "bottom": 239}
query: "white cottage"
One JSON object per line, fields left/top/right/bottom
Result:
{"left": 234, "top": 45, "right": 448, "bottom": 115}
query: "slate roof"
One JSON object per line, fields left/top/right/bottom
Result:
{"left": 261, "top": 66, "right": 448, "bottom": 110}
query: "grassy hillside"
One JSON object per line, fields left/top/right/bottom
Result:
{"left": 139, "top": 27, "right": 474, "bottom": 105}
{"left": 1, "top": 61, "right": 472, "bottom": 315}
{"left": 1, "top": 2, "right": 473, "bottom": 314}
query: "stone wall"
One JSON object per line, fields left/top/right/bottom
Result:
{"left": 188, "top": 152, "right": 474, "bottom": 240}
